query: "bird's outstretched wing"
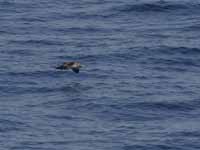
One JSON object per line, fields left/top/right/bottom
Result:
{"left": 72, "top": 68, "right": 79, "bottom": 73}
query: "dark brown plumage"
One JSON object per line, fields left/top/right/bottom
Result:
{"left": 56, "top": 62, "right": 82, "bottom": 73}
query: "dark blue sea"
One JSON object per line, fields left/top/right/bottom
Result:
{"left": 1, "top": 0, "right": 200, "bottom": 149}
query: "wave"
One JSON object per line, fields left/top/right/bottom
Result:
{"left": 112, "top": 1, "right": 200, "bottom": 13}
{"left": 71, "top": 100, "right": 196, "bottom": 122}
{"left": 100, "top": 100, "right": 199, "bottom": 117}
{"left": 8, "top": 39, "right": 65, "bottom": 46}
{"left": 0, "top": 118, "right": 28, "bottom": 133}
{"left": 52, "top": 26, "right": 112, "bottom": 34}
{"left": 147, "top": 57, "right": 199, "bottom": 67}
{"left": 181, "top": 22, "right": 200, "bottom": 31}
{"left": 0, "top": 83, "right": 91, "bottom": 95}
{"left": 58, "top": 52, "right": 137, "bottom": 63}
{"left": 133, "top": 46, "right": 200, "bottom": 71}
{"left": 157, "top": 46, "right": 200, "bottom": 55}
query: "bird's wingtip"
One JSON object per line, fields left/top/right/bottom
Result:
{"left": 72, "top": 68, "right": 79, "bottom": 73}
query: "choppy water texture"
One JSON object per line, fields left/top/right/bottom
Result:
{"left": 1, "top": 0, "right": 200, "bottom": 149}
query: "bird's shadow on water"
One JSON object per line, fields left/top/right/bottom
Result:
{"left": 55, "top": 74, "right": 94, "bottom": 96}
{"left": 59, "top": 82, "right": 85, "bottom": 94}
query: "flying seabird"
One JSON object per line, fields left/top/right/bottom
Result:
{"left": 56, "top": 62, "right": 82, "bottom": 73}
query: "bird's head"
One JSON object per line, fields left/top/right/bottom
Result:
{"left": 72, "top": 62, "right": 83, "bottom": 68}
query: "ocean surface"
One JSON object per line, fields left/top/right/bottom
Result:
{"left": 1, "top": 0, "right": 200, "bottom": 149}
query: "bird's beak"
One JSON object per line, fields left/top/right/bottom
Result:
{"left": 80, "top": 64, "right": 85, "bottom": 68}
